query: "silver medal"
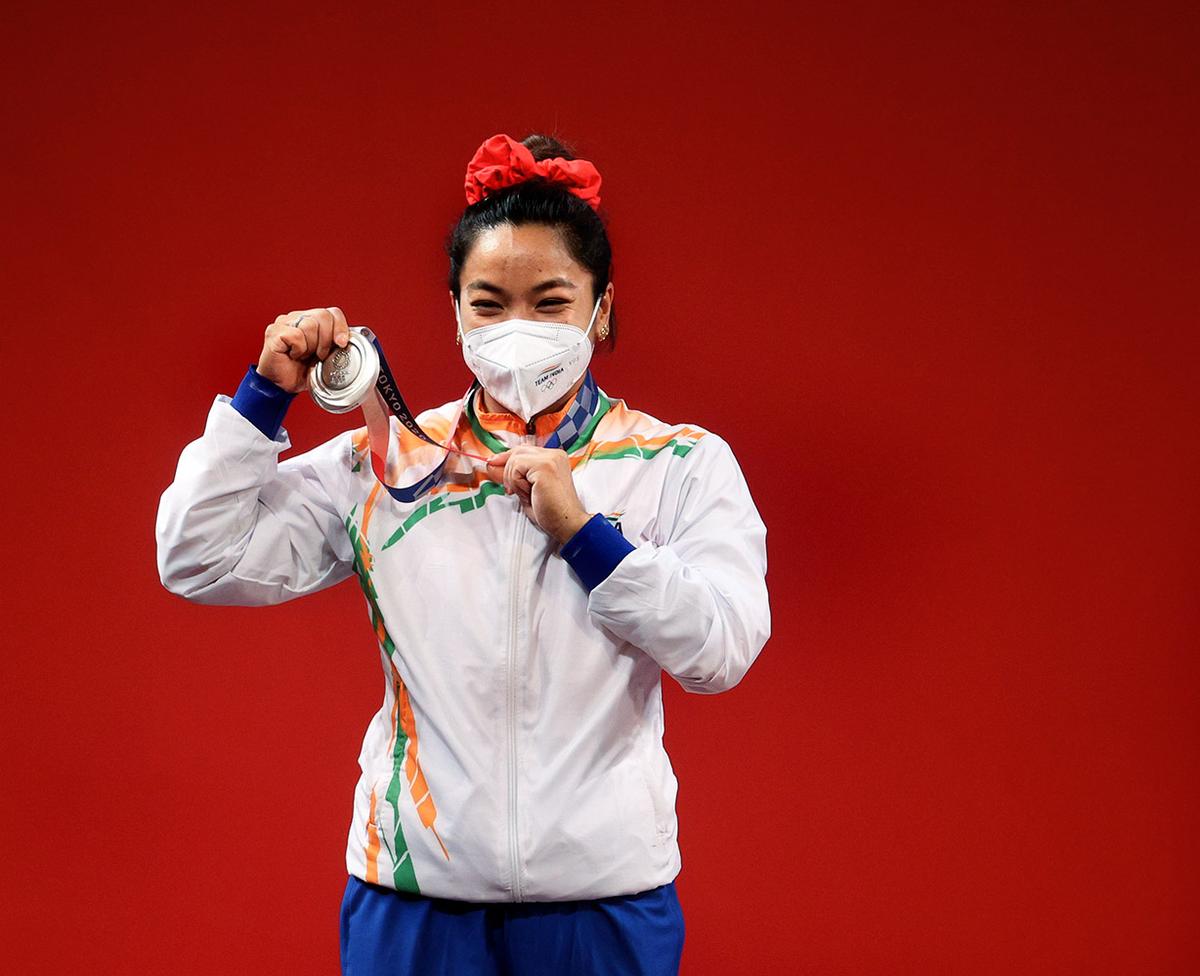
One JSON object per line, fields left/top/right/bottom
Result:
{"left": 308, "top": 327, "right": 380, "bottom": 413}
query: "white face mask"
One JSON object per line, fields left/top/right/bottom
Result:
{"left": 457, "top": 296, "right": 603, "bottom": 422}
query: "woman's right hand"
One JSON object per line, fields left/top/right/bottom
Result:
{"left": 257, "top": 307, "right": 351, "bottom": 393}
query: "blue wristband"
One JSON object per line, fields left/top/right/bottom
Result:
{"left": 230, "top": 365, "right": 296, "bottom": 439}
{"left": 560, "top": 513, "right": 636, "bottom": 591}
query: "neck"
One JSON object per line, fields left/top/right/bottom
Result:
{"left": 479, "top": 372, "right": 588, "bottom": 423}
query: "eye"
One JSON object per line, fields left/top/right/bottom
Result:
{"left": 538, "top": 298, "right": 569, "bottom": 308}
{"left": 471, "top": 300, "right": 502, "bottom": 310}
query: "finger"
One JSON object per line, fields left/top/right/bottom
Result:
{"left": 526, "top": 462, "right": 568, "bottom": 487}
{"left": 508, "top": 461, "right": 533, "bottom": 497}
{"left": 268, "top": 321, "right": 309, "bottom": 360}
{"left": 483, "top": 451, "right": 510, "bottom": 485}
{"left": 310, "top": 308, "right": 334, "bottom": 362}
{"left": 500, "top": 452, "right": 521, "bottom": 486}
{"left": 286, "top": 310, "right": 320, "bottom": 361}
{"left": 281, "top": 311, "right": 317, "bottom": 360}
{"left": 327, "top": 306, "right": 351, "bottom": 349}
{"left": 501, "top": 460, "right": 524, "bottom": 495}
{"left": 305, "top": 307, "right": 335, "bottom": 362}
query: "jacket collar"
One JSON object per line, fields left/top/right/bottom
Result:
{"left": 465, "top": 371, "right": 610, "bottom": 455}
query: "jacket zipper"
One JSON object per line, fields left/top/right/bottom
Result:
{"left": 507, "top": 420, "right": 536, "bottom": 901}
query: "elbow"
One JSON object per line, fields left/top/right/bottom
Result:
{"left": 156, "top": 556, "right": 248, "bottom": 606}
{"left": 677, "top": 614, "right": 771, "bottom": 696}
{"left": 156, "top": 549, "right": 210, "bottom": 602}
{"left": 155, "top": 524, "right": 227, "bottom": 603}
{"left": 677, "top": 643, "right": 763, "bottom": 695}
{"left": 154, "top": 497, "right": 232, "bottom": 603}
{"left": 678, "top": 668, "right": 746, "bottom": 696}
{"left": 155, "top": 501, "right": 196, "bottom": 599}
{"left": 156, "top": 533, "right": 190, "bottom": 599}
{"left": 156, "top": 537, "right": 252, "bottom": 605}
{"left": 158, "top": 572, "right": 198, "bottom": 602}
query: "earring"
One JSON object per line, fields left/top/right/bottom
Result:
{"left": 598, "top": 324, "right": 609, "bottom": 341}
{"left": 455, "top": 331, "right": 462, "bottom": 346}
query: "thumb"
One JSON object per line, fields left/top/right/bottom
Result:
{"left": 483, "top": 450, "right": 510, "bottom": 483}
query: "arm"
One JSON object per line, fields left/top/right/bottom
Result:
{"left": 574, "top": 433, "right": 771, "bottom": 694}
{"left": 154, "top": 367, "right": 356, "bottom": 606}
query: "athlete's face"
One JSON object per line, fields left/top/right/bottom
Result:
{"left": 451, "top": 223, "right": 613, "bottom": 339}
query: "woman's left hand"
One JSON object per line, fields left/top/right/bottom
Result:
{"left": 485, "top": 447, "right": 592, "bottom": 545}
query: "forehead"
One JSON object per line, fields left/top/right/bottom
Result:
{"left": 461, "top": 223, "right": 583, "bottom": 286}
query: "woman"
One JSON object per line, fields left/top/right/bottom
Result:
{"left": 156, "top": 132, "right": 770, "bottom": 976}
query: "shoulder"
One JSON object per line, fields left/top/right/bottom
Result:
{"left": 588, "top": 394, "right": 732, "bottom": 464}
{"left": 591, "top": 396, "right": 760, "bottom": 537}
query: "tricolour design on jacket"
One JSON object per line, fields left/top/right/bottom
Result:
{"left": 345, "top": 478, "right": 450, "bottom": 893}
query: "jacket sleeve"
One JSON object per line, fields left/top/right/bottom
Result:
{"left": 585, "top": 432, "right": 771, "bottom": 694}
{"left": 155, "top": 394, "right": 356, "bottom": 606}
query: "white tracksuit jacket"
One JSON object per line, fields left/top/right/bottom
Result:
{"left": 155, "top": 374, "right": 770, "bottom": 902}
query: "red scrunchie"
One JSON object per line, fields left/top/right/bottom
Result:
{"left": 464, "top": 133, "right": 602, "bottom": 212}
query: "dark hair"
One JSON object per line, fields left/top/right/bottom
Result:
{"left": 445, "top": 133, "right": 617, "bottom": 349}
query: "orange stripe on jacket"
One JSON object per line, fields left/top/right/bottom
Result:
{"left": 391, "top": 660, "right": 451, "bottom": 862}
{"left": 365, "top": 789, "right": 381, "bottom": 884}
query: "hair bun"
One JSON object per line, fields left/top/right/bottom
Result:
{"left": 463, "top": 133, "right": 601, "bottom": 212}
{"left": 521, "top": 133, "right": 577, "bottom": 163}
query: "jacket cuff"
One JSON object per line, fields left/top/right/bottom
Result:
{"left": 230, "top": 365, "right": 296, "bottom": 439}
{"left": 561, "top": 513, "right": 636, "bottom": 591}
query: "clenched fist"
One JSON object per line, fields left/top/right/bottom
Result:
{"left": 485, "top": 446, "right": 593, "bottom": 545}
{"left": 258, "top": 307, "right": 351, "bottom": 393}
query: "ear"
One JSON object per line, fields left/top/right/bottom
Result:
{"left": 450, "top": 291, "right": 463, "bottom": 344}
{"left": 597, "top": 282, "right": 615, "bottom": 340}
{"left": 597, "top": 282, "right": 614, "bottom": 326}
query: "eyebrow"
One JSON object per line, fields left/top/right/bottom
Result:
{"left": 465, "top": 277, "right": 578, "bottom": 295}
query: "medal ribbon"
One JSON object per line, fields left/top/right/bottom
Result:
{"left": 355, "top": 329, "right": 605, "bottom": 503}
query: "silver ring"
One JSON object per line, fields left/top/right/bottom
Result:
{"left": 291, "top": 314, "right": 309, "bottom": 328}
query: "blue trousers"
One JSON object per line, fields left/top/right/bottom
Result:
{"left": 339, "top": 874, "right": 685, "bottom": 975}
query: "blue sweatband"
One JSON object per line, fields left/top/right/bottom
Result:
{"left": 230, "top": 365, "right": 296, "bottom": 440}
{"left": 561, "top": 513, "right": 636, "bottom": 591}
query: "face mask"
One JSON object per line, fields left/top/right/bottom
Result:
{"left": 457, "top": 296, "right": 602, "bottom": 422}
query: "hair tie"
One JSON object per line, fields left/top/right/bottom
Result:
{"left": 464, "top": 133, "right": 602, "bottom": 212}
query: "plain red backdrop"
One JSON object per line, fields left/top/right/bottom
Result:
{"left": 2, "top": 1, "right": 1196, "bottom": 973}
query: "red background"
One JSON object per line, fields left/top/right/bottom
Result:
{"left": 3, "top": 2, "right": 1196, "bottom": 973}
